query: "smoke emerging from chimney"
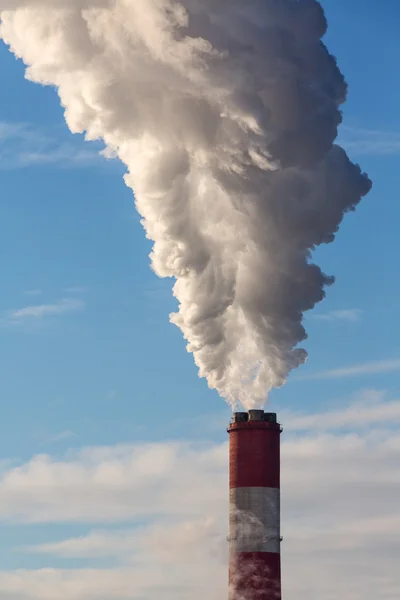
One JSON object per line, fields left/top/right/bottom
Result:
{"left": 0, "top": 0, "right": 372, "bottom": 408}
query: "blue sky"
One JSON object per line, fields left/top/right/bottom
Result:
{"left": 0, "top": 1, "right": 399, "bottom": 599}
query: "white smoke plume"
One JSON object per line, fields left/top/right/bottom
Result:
{"left": 0, "top": 0, "right": 371, "bottom": 408}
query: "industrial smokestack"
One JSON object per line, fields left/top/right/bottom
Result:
{"left": 228, "top": 410, "right": 281, "bottom": 600}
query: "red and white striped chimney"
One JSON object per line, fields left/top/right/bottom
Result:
{"left": 228, "top": 409, "right": 282, "bottom": 600}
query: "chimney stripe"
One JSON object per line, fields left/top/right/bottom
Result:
{"left": 229, "top": 487, "right": 280, "bottom": 554}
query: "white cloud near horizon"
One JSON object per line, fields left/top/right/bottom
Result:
{"left": 0, "top": 392, "right": 399, "bottom": 599}
{"left": 300, "top": 358, "right": 400, "bottom": 381}
{"left": 0, "top": 442, "right": 227, "bottom": 524}
{"left": 7, "top": 298, "right": 85, "bottom": 322}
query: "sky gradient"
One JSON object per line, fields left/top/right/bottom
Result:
{"left": 0, "top": 1, "right": 399, "bottom": 598}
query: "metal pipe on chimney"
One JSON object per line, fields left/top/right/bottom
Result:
{"left": 228, "top": 410, "right": 282, "bottom": 600}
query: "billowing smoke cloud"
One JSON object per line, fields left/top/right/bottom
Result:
{"left": 0, "top": 0, "right": 371, "bottom": 408}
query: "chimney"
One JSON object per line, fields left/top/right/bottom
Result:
{"left": 228, "top": 410, "right": 282, "bottom": 600}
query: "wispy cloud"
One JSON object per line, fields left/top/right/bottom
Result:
{"left": 300, "top": 358, "right": 400, "bottom": 381}
{"left": 0, "top": 121, "right": 108, "bottom": 169}
{"left": 42, "top": 431, "right": 77, "bottom": 446}
{"left": 339, "top": 124, "right": 400, "bottom": 156}
{"left": 283, "top": 389, "right": 400, "bottom": 431}
{"left": 312, "top": 308, "right": 363, "bottom": 322}
{"left": 6, "top": 298, "right": 85, "bottom": 323}
{"left": 0, "top": 441, "right": 227, "bottom": 524}
{"left": 63, "top": 286, "right": 87, "bottom": 295}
